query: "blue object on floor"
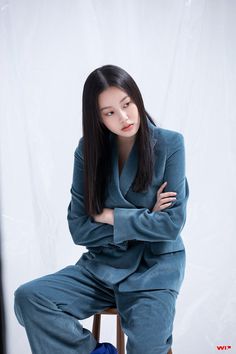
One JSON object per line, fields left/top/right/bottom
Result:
{"left": 91, "top": 342, "right": 118, "bottom": 353}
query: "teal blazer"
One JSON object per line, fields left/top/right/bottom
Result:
{"left": 67, "top": 118, "right": 190, "bottom": 293}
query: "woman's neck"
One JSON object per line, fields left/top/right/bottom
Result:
{"left": 117, "top": 136, "right": 135, "bottom": 157}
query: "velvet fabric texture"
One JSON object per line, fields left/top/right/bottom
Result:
{"left": 14, "top": 263, "right": 177, "bottom": 354}
{"left": 67, "top": 117, "right": 190, "bottom": 294}
{"left": 14, "top": 117, "right": 189, "bottom": 353}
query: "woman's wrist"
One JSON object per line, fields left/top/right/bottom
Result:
{"left": 93, "top": 208, "right": 114, "bottom": 225}
{"left": 104, "top": 208, "right": 114, "bottom": 225}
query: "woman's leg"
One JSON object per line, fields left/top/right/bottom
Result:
{"left": 115, "top": 287, "right": 178, "bottom": 354}
{"left": 14, "top": 263, "right": 116, "bottom": 354}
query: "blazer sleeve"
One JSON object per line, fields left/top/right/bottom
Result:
{"left": 113, "top": 132, "right": 190, "bottom": 243}
{"left": 67, "top": 138, "right": 114, "bottom": 247}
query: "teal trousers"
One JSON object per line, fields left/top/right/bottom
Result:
{"left": 14, "top": 263, "right": 178, "bottom": 354}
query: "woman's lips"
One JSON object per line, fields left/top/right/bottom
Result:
{"left": 122, "top": 123, "right": 134, "bottom": 131}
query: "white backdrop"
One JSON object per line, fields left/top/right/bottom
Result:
{"left": 1, "top": 0, "right": 236, "bottom": 353}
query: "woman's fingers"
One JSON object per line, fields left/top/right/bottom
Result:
{"left": 160, "top": 191, "right": 177, "bottom": 198}
{"left": 152, "top": 197, "right": 176, "bottom": 211}
{"left": 157, "top": 181, "right": 167, "bottom": 195}
{"left": 152, "top": 201, "right": 173, "bottom": 212}
{"left": 157, "top": 182, "right": 177, "bottom": 198}
{"left": 158, "top": 202, "right": 172, "bottom": 210}
{"left": 164, "top": 197, "right": 177, "bottom": 202}
{"left": 153, "top": 203, "right": 171, "bottom": 211}
{"left": 153, "top": 181, "right": 178, "bottom": 212}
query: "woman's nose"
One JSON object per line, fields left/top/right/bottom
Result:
{"left": 118, "top": 109, "right": 128, "bottom": 122}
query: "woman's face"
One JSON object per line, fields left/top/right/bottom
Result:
{"left": 98, "top": 86, "right": 140, "bottom": 139}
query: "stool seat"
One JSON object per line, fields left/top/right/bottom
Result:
{"left": 92, "top": 307, "right": 173, "bottom": 354}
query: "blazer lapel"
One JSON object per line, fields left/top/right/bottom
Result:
{"left": 115, "top": 137, "right": 138, "bottom": 196}
{"left": 108, "top": 118, "right": 158, "bottom": 204}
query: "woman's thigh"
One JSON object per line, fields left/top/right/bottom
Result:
{"left": 14, "top": 263, "right": 116, "bottom": 320}
{"left": 115, "top": 288, "right": 178, "bottom": 354}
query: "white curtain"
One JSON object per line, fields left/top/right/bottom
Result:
{"left": 1, "top": 0, "right": 235, "bottom": 353}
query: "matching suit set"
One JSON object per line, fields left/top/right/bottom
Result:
{"left": 14, "top": 117, "right": 190, "bottom": 354}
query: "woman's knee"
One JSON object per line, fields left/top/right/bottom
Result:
{"left": 14, "top": 280, "right": 38, "bottom": 306}
{"left": 14, "top": 278, "right": 45, "bottom": 321}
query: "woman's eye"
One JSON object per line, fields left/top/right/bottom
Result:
{"left": 105, "top": 102, "right": 130, "bottom": 116}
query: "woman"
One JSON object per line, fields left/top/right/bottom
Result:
{"left": 14, "top": 64, "right": 189, "bottom": 354}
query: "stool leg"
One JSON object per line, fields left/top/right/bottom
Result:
{"left": 116, "top": 314, "right": 125, "bottom": 354}
{"left": 92, "top": 314, "right": 101, "bottom": 342}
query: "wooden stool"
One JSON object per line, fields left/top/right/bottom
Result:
{"left": 92, "top": 307, "right": 173, "bottom": 354}
{"left": 92, "top": 307, "right": 125, "bottom": 354}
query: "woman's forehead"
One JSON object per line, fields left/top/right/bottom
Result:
{"left": 98, "top": 87, "right": 129, "bottom": 109}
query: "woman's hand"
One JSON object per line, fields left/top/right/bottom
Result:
{"left": 92, "top": 208, "right": 114, "bottom": 225}
{"left": 152, "top": 182, "right": 177, "bottom": 212}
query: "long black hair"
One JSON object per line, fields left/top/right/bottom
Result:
{"left": 82, "top": 64, "right": 157, "bottom": 216}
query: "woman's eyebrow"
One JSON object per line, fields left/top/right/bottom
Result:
{"left": 100, "top": 95, "right": 129, "bottom": 111}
